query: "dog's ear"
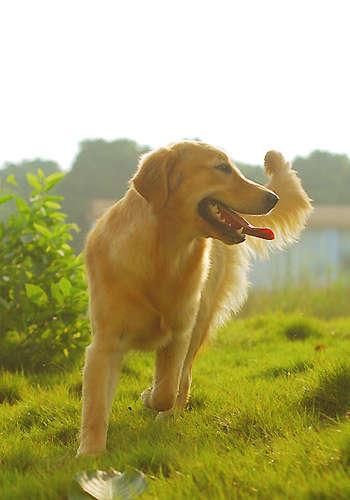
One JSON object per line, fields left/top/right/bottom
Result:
{"left": 132, "top": 147, "right": 175, "bottom": 212}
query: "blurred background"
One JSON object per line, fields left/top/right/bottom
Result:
{"left": 1, "top": 0, "right": 349, "bottom": 289}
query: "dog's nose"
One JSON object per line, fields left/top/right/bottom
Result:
{"left": 264, "top": 191, "right": 279, "bottom": 211}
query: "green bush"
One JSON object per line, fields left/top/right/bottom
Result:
{"left": 0, "top": 170, "right": 89, "bottom": 371}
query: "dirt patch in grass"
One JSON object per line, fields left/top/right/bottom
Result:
{"left": 50, "top": 425, "right": 78, "bottom": 445}
{"left": 0, "top": 386, "right": 22, "bottom": 405}
{"left": 230, "top": 411, "right": 283, "bottom": 443}
{"left": 302, "top": 364, "right": 350, "bottom": 419}
{"left": 132, "top": 450, "right": 172, "bottom": 477}
{"left": 19, "top": 406, "right": 55, "bottom": 430}
{"left": 0, "top": 372, "right": 27, "bottom": 405}
{"left": 283, "top": 317, "right": 323, "bottom": 341}
{"left": 68, "top": 382, "right": 82, "bottom": 398}
{"left": 264, "top": 361, "right": 314, "bottom": 379}
{"left": 122, "top": 365, "right": 141, "bottom": 379}
{"left": 188, "top": 394, "right": 207, "bottom": 410}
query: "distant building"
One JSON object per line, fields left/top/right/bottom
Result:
{"left": 88, "top": 200, "right": 350, "bottom": 287}
{"left": 252, "top": 206, "right": 350, "bottom": 287}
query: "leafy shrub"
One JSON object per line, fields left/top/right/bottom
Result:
{"left": 0, "top": 170, "right": 89, "bottom": 371}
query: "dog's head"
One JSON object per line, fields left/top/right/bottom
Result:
{"left": 132, "top": 141, "right": 278, "bottom": 244}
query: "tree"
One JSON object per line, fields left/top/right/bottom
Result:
{"left": 0, "top": 159, "right": 60, "bottom": 221}
{"left": 293, "top": 150, "right": 350, "bottom": 205}
{"left": 238, "top": 151, "right": 350, "bottom": 206}
{"left": 58, "top": 138, "right": 150, "bottom": 250}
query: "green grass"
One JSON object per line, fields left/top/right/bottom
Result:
{"left": 1, "top": 310, "right": 350, "bottom": 499}
{"left": 242, "top": 279, "right": 350, "bottom": 319}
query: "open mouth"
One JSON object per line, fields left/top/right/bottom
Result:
{"left": 198, "top": 198, "right": 275, "bottom": 243}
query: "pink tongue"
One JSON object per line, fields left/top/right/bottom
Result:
{"left": 242, "top": 226, "right": 275, "bottom": 240}
{"left": 220, "top": 208, "right": 275, "bottom": 241}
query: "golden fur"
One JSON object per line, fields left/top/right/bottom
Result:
{"left": 77, "top": 142, "right": 312, "bottom": 455}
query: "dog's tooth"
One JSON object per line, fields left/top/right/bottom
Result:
{"left": 237, "top": 227, "right": 243, "bottom": 234}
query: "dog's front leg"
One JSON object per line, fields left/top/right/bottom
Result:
{"left": 141, "top": 333, "right": 190, "bottom": 414}
{"left": 77, "top": 341, "right": 124, "bottom": 456}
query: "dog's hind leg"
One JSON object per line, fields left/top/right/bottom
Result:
{"left": 77, "top": 337, "right": 125, "bottom": 456}
{"left": 141, "top": 333, "right": 191, "bottom": 413}
{"left": 175, "top": 308, "right": 212, "bottom": 410}
{"left": 175, "top": 243, "right": 250, "bottom": 410}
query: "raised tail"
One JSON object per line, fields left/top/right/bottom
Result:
{"left": 244, "top": 150, "right": 313, "bottom": 257}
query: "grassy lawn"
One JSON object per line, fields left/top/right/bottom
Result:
{"left": 1, "top": 299, "right": 350, "bottom": 498}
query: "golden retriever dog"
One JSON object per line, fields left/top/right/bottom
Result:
{"left": 77, "top": 141, "right": 312, "bottom": 456}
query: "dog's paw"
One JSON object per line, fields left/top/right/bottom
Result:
{"left": 155, "top": 409, "right": 176, "bottom": 421}
{"left": 76, "top": 444, "right": 105, "bottom": 457}
{"left": 264, "top": 150, "right": 290, "bottom": 176}
{"left": 140, "top": 387, "right": 153, "bottom": 409}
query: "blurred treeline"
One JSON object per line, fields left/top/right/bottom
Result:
{"left": 1, "top": 139, "right": 350, "bottom": 251}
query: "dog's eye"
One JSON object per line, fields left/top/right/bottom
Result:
{"left": 215, "top": 163, "right": 232, "bottom": 174}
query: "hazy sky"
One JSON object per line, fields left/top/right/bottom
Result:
{"left": 0, "top": 0, "right": 349, "bottom": 170}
